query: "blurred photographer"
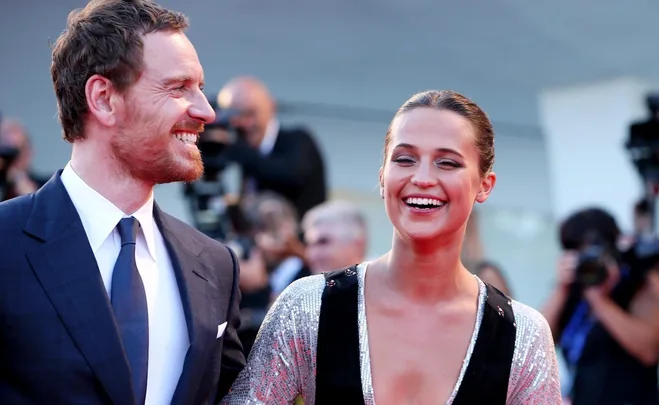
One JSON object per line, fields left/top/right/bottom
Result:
{"left": 542, "top": 207, "right": 659, "bottom": 405}
{"left": 211, "top": 76, "right": 327, "bottom": 219}
{"left": 0, "top": 118, "right": 48, "bottom": 201}
{"left": 232, "top": 191, "right": 310, "bottom": 355}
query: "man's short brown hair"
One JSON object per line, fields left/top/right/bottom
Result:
{"left": 50, "top": 0, "right": 189, "bottom": 142}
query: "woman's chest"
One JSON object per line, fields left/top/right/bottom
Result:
{"left": 365, "top": 311, "right": 477, "bottom": 405}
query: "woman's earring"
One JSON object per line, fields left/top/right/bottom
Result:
{"left": 380, "top": 187, "right": 384, "bottom": 199}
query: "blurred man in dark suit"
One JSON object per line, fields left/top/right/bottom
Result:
{"left": 0, "top": 119, "right": 49, "bottom": 201}
{"left": 215, "top": 76, "right": 327, "bottom": 219}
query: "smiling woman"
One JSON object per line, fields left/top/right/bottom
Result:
{"left": 221, "top": 90, "right": 561, "bottom": 405}
{"left": 379, "top": 103, "right": 494, "bottom": 243}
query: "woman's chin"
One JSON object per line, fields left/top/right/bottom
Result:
{"left": 399, "top": 225, "right": 444, "bottom": 243}
{"left": 396, "top": 220, "right": 463, "bottom": 246}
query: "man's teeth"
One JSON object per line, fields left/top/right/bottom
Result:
{"left": 175, "top": 132, "right": 198, "bottom": 144}
{"left": 404, "top": 197, "right": 444, "bottom": 207}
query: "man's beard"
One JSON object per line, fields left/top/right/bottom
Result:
{"left": 112, "top": 109, "right": 204, "bottom": 185}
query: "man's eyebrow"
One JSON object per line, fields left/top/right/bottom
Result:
{"left": 161, "top": 76, "right": 204, "bottom": 87}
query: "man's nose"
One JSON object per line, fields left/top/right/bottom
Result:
{"left": 189, "top": 91, "right": 216, "bottom": 124}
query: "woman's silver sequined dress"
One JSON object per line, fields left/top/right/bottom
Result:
{"left": 221, "top": 263, "right": 561, "bottom": 404}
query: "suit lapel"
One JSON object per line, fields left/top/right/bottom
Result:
{"left": 23, "top": 172, "right": 134, "bottom": 405}
{"left": 154, "top": 206, "right": 218, "bottom": 405}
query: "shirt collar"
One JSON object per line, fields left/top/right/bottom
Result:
{"left": 259, "top": 118, "right": 280, "bottom": 155}
{"left": 60, "top": 162, "right": 157, "bottom": 260}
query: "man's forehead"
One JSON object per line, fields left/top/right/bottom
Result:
{"left": 141, "top": 31, "right": 203, "bottom": 81}
{"left": 306, "top": 223, "right": 340, "bottom": 240}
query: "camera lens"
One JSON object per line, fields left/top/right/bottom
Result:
{"left": 576, "top": 245, "right": 609, "bottom": 286}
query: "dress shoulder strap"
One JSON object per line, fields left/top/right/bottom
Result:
{"left": 452, "top": 282, "right": 517, "bottom": 405}
{"left": 315, "top": 265, "right": 365, "bottom": 405}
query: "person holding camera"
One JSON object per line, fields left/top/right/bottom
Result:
{"left": 542, "top": 207, "right": 659, "bottom": 405}
{"left": 0, "top": 118, "right": 48, "bottom": 201}
{"left": 230, "top": 191, "right": 310, "bottom": 356}
{"left": 212, "top": 76, "right": 327, "bottom": 220}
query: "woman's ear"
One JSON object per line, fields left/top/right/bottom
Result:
{"left": 475, "top": 172, "right": 496, "bottom": 203}
{"left": 379, "top": 167, "right": 384, "bottom": 199}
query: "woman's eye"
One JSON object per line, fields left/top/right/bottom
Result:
{"left": 438, "top": 160, "right": 461, "bottom": 168}
{"left": 393, "top": 157, "right": 415, "bottom": 164}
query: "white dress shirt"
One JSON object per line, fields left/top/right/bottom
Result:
{"left": 61, "top": 163, "right": 189, "bottom": 405}
{"left": 270, "top": 256, "right": 304, "bottom": 295}
{"left": 244, "top": 119, "right": 280, "bottom": 195}
{"left": 259, "top": 118, "right": 280, "bottom": 155}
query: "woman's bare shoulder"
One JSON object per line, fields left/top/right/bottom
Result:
{"left": 507, "top": 300, "right": 562, "bottom": 403}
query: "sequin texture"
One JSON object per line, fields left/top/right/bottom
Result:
{"left": 221, "top": 263, "right": 561, "bottom": 404}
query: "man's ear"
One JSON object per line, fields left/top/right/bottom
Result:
{"left": 475, "top": 172, "right": 496, "bottom": 203}
{"left": 85, "top": 74, "right": 120, "bottom": 127}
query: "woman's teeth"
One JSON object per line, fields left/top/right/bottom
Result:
{"left": 404, "top": 197, "right": 444, "bottom": 208}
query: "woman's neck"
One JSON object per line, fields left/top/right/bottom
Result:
{"left": 381, "top": 230, "right": 473, "bottom": 303}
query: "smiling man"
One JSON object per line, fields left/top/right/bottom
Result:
{"left": 0, "top": 1, "right": 245, "bottom": 404}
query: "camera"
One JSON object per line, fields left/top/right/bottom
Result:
{"left": 623, "top": 93, "right": 659, "bottom": 278}
{"left": 223, "top": 202, "right": 256, "bottom": 261}
{"left": 627, "top": 93, "right": 659, "bottom": 187}
{"left": 574, "top": 234, "right": 659, "bottom": 287}
{"left": 560, "top": 208, "right": 623, "bottom": 287}
{"left": 0, "top": 146, "right": 20, "bottom": 168}
{"left": 574, "top": 229, "right": 615, "bottom": 287}
{"left": 184, "top": 97, "right": 246, "bottom": 240}
{"left": 197, "top": 99, "right": 244, "bottom": 179}
{"left": 0, "top": 146, "right": 20, "bottom": 202}
{"left": 0, "top": 146, "right": 20, "bottom": 182}
{"left": 575, "top": 241, "right": 610, "bottom": 286}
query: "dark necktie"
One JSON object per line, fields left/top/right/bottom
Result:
{"left": 111, "top": 217, "right": 149, "bottom": 404}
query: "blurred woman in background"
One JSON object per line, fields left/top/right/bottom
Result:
{"left": 473, "top": 260, "right": 513, "bottom": 297}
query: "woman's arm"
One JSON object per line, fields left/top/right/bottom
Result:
{"left": 508, "top": 303, "right": 563, "bottom": 404}
{"left": 220, "top": 276, "right": 323, "bottom": 404}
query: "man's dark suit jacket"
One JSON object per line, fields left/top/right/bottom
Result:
{"left": 226, "top": 126, "right": 327, "bottom": 219}
{"left": 0, "top": 172, "right": 246, "bottom": 405}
